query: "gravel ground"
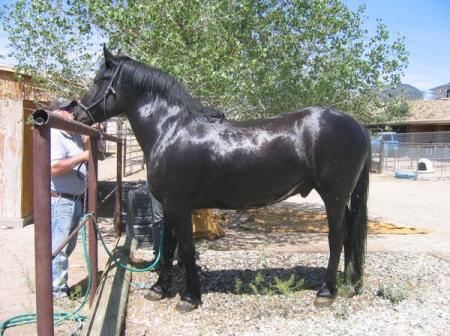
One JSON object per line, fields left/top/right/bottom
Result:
{"left": 124, "top": 246, "right": 449, "bottom": 336}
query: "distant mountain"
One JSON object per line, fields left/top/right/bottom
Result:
{"left": 385, "top": 83, "right": 423, "bottom": 100}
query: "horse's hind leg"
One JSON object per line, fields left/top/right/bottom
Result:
{"left": 314, "top": 195, "right": 347, "bottom": 307}
{"left": 342, "top": 206, "right": 357, "bottom": 297}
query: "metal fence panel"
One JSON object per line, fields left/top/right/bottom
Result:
{"left": 376, "top": 142, "right": 450, "bottom": 179}
{"left": 122, "top": 129, "right": 145, "bottom": 176}
{"left": 103, "top": 131, "right": 145, "bottom": 176}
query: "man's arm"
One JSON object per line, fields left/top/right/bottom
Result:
{"left": 51, "top": 150, "right": 89, "bottom": 176}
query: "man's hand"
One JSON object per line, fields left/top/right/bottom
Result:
{"left": 51, "top": 150, "right": 89, "bottom": 176}
{"left": 83, "top": 135, "right": 90, "bottom": 149}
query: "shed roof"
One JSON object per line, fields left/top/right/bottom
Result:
{"left": 405, "top": 100, "right": 450, "bottom": 121}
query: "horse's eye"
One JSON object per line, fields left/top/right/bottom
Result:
{"left": 93, "top": 74, "right": 111, "bottom": 84}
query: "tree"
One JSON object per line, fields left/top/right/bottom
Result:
{"left": 1, "top": 0, "right": 408, "bottom": 122}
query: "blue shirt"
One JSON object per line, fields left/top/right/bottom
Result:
{"left": 50, "top": 129, "right": 87, "bottom": 195}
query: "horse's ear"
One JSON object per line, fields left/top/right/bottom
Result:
{"left": 103, "top": 44, "right": 117, "bottom": 68}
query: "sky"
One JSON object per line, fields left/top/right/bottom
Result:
{"left": 0, "top": 0, "right": 449, "bottom": 90}
{"left": 345, "top": 0, "right": 450, "bottom": 90}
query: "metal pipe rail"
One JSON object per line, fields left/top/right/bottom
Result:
{"left": 31, "top": 108, "right": 123, "bottom": 336}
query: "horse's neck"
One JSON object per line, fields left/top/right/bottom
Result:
{"left": 126, "top": 96, "right": 184, "bottom": 153}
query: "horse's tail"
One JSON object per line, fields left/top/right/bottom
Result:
{"left": 346, "top": 142, "right": 370, "bottom": 288}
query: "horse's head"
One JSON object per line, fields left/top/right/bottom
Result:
{"left": 73, "top": 46, "right": 125, "bottom": 125}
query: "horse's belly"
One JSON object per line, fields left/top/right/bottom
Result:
{"left": 199, "top": 167, "right": 313, "bottom": 209}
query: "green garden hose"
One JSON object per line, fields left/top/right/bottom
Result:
{"left": 0, "top": 212, "right": 161, "bottom": 335}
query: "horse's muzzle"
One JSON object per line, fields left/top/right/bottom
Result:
{"left": 72, "top": 107, "right": 94, "bottom": 125}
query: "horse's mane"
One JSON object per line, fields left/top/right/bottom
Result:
{"left": 118, "top": 56, "right": 224, "bottom": 122}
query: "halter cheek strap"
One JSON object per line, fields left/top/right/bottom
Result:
{"left": 78, "top": 60, "right": 124, "bottom": 124}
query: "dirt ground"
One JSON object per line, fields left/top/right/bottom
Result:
{"left": 285, "top": 174, "right": 450, "bottom": 257}
{"left": 1, "top": 155, "right": 449, "bottom": 335}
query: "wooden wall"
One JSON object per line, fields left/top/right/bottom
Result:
{"left": 0, "top": 99, "right": 24, "bottom": 221}
{"left": 0, "top": 66, "right": 49, "bottom": 225}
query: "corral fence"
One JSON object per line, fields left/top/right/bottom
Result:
{"left": 371, "top": 131, "right": 450, "bottom": 180}
{"left": 105, "top": 118, "right": 145, "bottom": 177}
{"left": 122, "top": 128, "right": 145, "bottom": 176}
{"left": 31, "top": 109, "right": 123, "bottom": 336}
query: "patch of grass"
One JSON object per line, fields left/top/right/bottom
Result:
{"left": 273, "top": 274, "right": 305, "bottom": 295}
{"left": 336, "top": 262, "right": 360, "bottom": 298}
{"left": 235, "top": 277, "right": 243, "bottom": 293}
{"left": 377, "top": 283, "right": 407, "bottom": 304}
{"left": 69, "top": 284, "right": 83, "bottom": 301}
{"left": 237, "top": 272, "right": 306, "bottom": 296}
{"left": 249, "top": 272, "right": 271, "bottom": 295}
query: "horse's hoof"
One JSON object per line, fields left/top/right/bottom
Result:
{"left": 175, "top": 299, "right": 199, "bottom": 313}
{"left": 314, "top": 284, "right": 336, "bottom": 307}
{"left": 145, "top": 286, "right": 166, "bottom": 301}
{"left": 314, "top": 295, "right": 336, "bottom": 307}
{"left": 175, "top": 293, "right": 201, "bottom": 313}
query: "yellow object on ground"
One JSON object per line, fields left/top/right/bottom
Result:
{"left": 241, "top": 210, "right": 430, "bottom": 235}
{"left": 192, "top": 209, "right": 225, "bottom": 239}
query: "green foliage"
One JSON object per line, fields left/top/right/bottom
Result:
{"left": 236, "top": 272, "right": 305, "bottom": 295}
{"left": 234, "top": 277, "right": 243, "bottom": 293}
{"left": 273, "top": 274, "right": 305, "bottom": 295}
{"left": 377, "top": 283, "right": 407, "bottom": 304}
{"left": 68, "top": 284, "right": 83, "bottom": 301}
{"left": 249, "top": 272, "right": 268, "bottom": 295}
{"left": 1, "top": 0, "right": 408, "bottom": 122}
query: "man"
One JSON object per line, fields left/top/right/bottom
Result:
{"left": 49, "top": 97, "right": 89, "bottom": 298}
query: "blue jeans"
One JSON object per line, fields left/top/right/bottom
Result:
{"left": 51, "top": 196, "right": 82, "bottom": 295}
{"left": 150, "top": 192, "right": 164, "bottom": 257}
{"left": 150, "top": 192, "right": 183, "bottom": 264}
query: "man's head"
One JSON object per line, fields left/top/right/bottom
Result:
{"left": 48, "top": 97, "right": 78, "bottom": 119}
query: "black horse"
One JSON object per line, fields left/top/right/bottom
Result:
{"left": 74, "top": 47, "right": 370, "bottom": 312}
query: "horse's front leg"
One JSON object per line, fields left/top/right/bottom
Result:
{"left": 315, "top": 196, "right": 346, "bottom": 307}
{"left": 146, "top": 222, "right": 177, "bottom": 301}
{"left": 169, "top": 204, "right": 201, "bottom": 312}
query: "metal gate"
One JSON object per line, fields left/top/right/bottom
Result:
{"left": 122, "top": 128, "right": 145, "bottom": 176}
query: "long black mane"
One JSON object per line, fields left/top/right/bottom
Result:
{"left": 118, "top": 56, "right": 224, "bottom": 122}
